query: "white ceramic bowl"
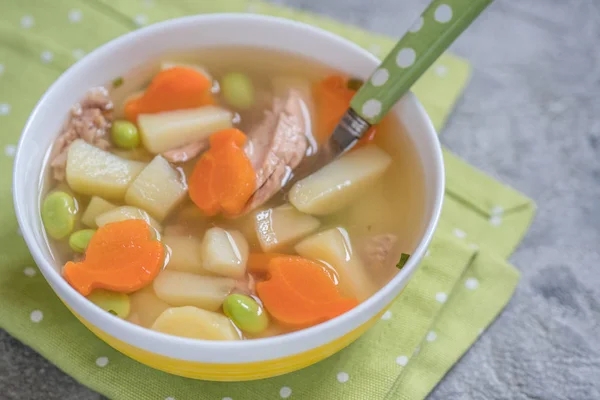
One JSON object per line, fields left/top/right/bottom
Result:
{"left": 13, "top": 14, "right": 444, "bottom": 381}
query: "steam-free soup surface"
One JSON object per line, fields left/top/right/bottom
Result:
{"left": 40, "top": 47, "right": 425, "bottom": 340}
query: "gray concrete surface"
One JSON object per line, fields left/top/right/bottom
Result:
{"left": 1, "top": 0, "right": 599, "bottom": 399}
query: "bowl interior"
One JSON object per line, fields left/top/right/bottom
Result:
{"left": 13, "top": 14, "right": 443, "bottom": 363}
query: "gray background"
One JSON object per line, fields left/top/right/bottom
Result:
{"left": 2, "top": 0, "right": 599, "bottom": 399}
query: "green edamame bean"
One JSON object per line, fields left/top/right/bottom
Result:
{"left": 41, "top": 191, "right": 77, "bottom": 240}
{"left": 87, "top": 289, "right": 130, "bottom": 318}
{"left": 69, "top": 229, "right": 96, "bottom": 253}
{"left": 111, "top": 120, "right": 140, "bottom": 149}
{"left": 223, "top": 294, "right": 268, "bottom": 334}
{"left": 221, "top": 72, "right": 255, "bottom": 110}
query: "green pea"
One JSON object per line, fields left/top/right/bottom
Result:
{"left": 69, "top": 229, "right": 96, "bottom": 253}
{"left": 111, "top": 120, "right": 140, "bottom": 149}
{"left": 87, "top": 289, "right": 130, "bottom": 318}
{"left": 223, "top": 294, "right": 269, "bottom": 334}
{"left": 41, "top": 191, "right": 77, "bottom": 240}
{"left": 221, "top": 72, "right": 255, "bottom": 110}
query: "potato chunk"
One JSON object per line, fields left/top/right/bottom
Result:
{"left": 81, "top": 196, "right": 116, "bottom": 228}
{"left": 128, "top": 286, "right": 170, "bottom": 328}
{"left": 125, "top": 155, "right": 187, "bottom": 221}
{"left": 295, "top": 227, "right": 378, "bottom": 301}
{"left": 95, "top": 206, "right": 163, "bottom": 233}
{"left": 201, "top": 227, "right": 249, "bottom": 279}
{"left": 163, "top": 236, "right": 211, "bottom": 275}
{"left": 255, "top": 204, "right": 320, "bottom": 252}
{"left": 289, "top": 145, "right": 392, "bottom": 215}
{"left": 151, "top": 306, "right": 240, "bottom": 340}
{"left": 138, "top": 106, "right": 232, "bottom": 154}
{"left": 66, "top": 139, "right": 146, "bottom": 200}
{"left": 152, "top": 270, "right": 235, "bottom": 311}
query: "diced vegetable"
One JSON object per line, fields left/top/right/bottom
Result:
{"left": 68, "top": 229, "right": 96, "bottom": 253}
{"left": 41, "top": 191, "right": 77, "bottom": 239}
{"left": 295, "top": 227, "right": 378, "bottom": 301}
{"left": 125, "top": 66, "right": 214, "bottom": 123}
{"left": 255, "top": 204, "right": 320, "bottom": 252}
{"left": 289, "top": 145, "right": 392, "bottom": 216}
{"left": 396, "top": 253, "right": 410, "bottom": 269}
{"left": 152, "top": 270, "right": 236, "bottom": 311}
{"left": 313, "top": 75, "right": 355, "bottom": 144}
{"left": 63, "top": 220, "right": 165, "bottom": 296}
{"left": 128, "top": 286, "right": 170, "bottom": 328}
{"left": 200, "top": 227, "right": 249, "bottom": 279}
{"left": 160, "top": 62, "right": 212, "bottom": 81}
{"left": 151, "top": 306, "right": 241, "bottom": 340}
{"left": 95, "top": 206, "right": 163, "bottom": 234}
{"left": 247, "top": 253, "right": 287, "bottom": 274}
{"left": 87, "top": 289, "right": 130, "bottom": 318}
{"left": 138, "top": 106, "right": 232, "bottom": 154}
{"left": 256, "top": 256, "right": 358, "bottom": 328}
{"left": 66, "top": 139, "right": 146, "bottom": 201}
{"left": 163, "top": 236, "right": 210, "bottom": 275}
{"left": 223, "top": 294, "right": 268, "bottom": 334}
{"left": 124, "top": 156, "right": 187, "bottom": 221}
{"left": 188, "top": 129, "right": 256, "bottom": 217}
{"left": 111, "top": 120, "right": 140, "bottom": 149}
{"left": 81, "top": 196, "right": 116, "bottom": 228}
{"left": 222, "top": 72, "right": 255, "bottom": 110}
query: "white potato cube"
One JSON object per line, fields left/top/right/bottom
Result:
{"left": 289, "top": 145, "right": 392, "bottom": 215}
{"left": 152, "top": 270, "right": 235, "bottom": 311}
{"left": 295, "top": 227, "right": 378, "bottom": 301}
{"left": 151, "top": 306, "right": 240, "bottom": 340}
{"left": 95, "top": 206, "right": 163, "bottom": 233}
{"left": 128, "top": 286, "right": 170, "bottom": 328}
{"left": 66, "top": 139, "right": 146, "bottom": 200}
{"left": 201, "top": 228, "right": 249, "bottom": 279}
{"left": 81, "top": 196, "right": 116, "bottom": 228}
{"left": 125, "top": 155, "right": 187, "bottom": 222}
{"left": 255, "top": 204, "right": 320, "bottom": 252}
{"left": 163, "top": 236, "right": 212, "bottom": 275}
{"left": 138, "top": 106, "right": 232, "bottom": 154}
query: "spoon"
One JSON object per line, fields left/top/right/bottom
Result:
{"left": 288, "top": 0, "right": 493, "bottom": 186}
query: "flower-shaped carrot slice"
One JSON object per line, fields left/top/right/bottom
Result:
{"left": 256, "top": 256, "right": 358, "bottom": 329}
{"left": 124, "top": 66, "right": 214, "bottom": 122}
{"left": 63, "top": 219, "right": 164, "bottom": 296}
{"left": 188, "top": 129, "right": 256, "bottom": 217}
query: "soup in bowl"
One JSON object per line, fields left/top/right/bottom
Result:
{"left": 13, "top": 14, "right": 444, "bottom": 381}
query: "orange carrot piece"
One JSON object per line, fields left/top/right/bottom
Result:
{"left": 63, "top": 219, "right": 164, "bottom": 296}
{"left": 313, "top": 75, "right": 380, "bottom": 146}
{"left": 256, "top": 256, "right": 358, "bottom": 328}
{"left": 188, "top": 129, "right": 256, "bottom": 217}
{"left": 247, "top": 253, "right": 288, "bottom": 274}
{"left": 124, "top": 66, "right": 213, "bottom": 122}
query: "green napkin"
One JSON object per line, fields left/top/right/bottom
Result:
{"left": 0, "top": 1, "right": 535, "bottom": 399}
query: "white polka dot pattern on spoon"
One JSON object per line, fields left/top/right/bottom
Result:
{"left": 371, "top": 68, "right": 389, "bottom": 87}
{"left": 381, "top": 310, "right": 392, "bottom": 320}
{"left": 434, "top": 4, "right": 453, "bottom": 23}
{"left": 30, "top": 310, "right": 43, "bottom": 323}
{"left": 396, "top": 355, "right": 408, "bottom": 366}
{"left": 396, "top": 48, "right": 416, "bottom": 68}
{"left": 279, "top": 386, "right": 292, "bottom": 398}
{"left": 0, "top": 104, "right": 11, "bottom": 116}
{"left": 40, "top": 51, "right": 53, "bottom": 64}
{"left": 21, "top": 16, "right": 34, "bottom": 29}
{"left": 435, "top": 292, "right": 447, "bottom": 303}
{"left": 426, "top": 331, "right": 437, "bottom": 342}
{"left": 24, "top": 267, "right": 36, "bottom": 277}
{"left": 465, "top": 277, "right": 479, "bottom": 290}
{"left": 68, "top": 9, "right": 82, "bottom": 23}
{"left": 408, "top": 17, "right": 423, "bottom": 33}
{"left": 362, "top": 99, "right": 382, "bottom": 119}
{"left": 95, "top": 356, "right": 109, "bottom": 367}
{"left": 4, "top": 144, "right": 16, "bottom": 156}
{"left": 336, "top": 371, "right": 349, "bottom": 383}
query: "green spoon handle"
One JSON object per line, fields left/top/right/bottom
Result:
{"left": 350, "top": 0, "right": 493, "bottom": 125}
